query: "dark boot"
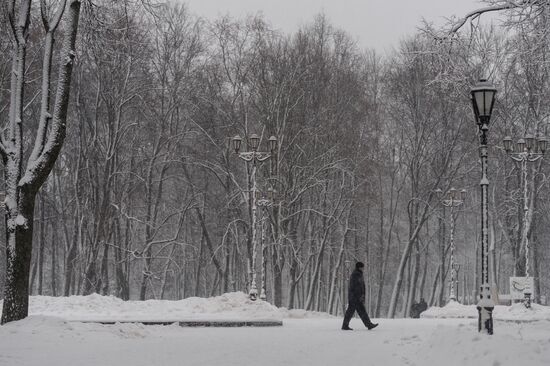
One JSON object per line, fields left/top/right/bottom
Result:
{"left": 356, "top": 302, "right": 376, "bottom": 329}
{"left": 341, "top": 303, "right": 356, "bottom": 330}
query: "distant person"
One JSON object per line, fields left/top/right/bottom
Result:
{"left": 341, "top": 262, "right": 378, "bottom": 331}
{"left": 410, "top": 302, "right": 420, "bottom": 318}
{"left": 411, "top": 298, "right": 428, "bottom": 318}
{"left": 418, "top": 298, "right": 428, "bottom": 314}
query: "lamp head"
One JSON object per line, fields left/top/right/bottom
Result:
{"left": 517, "top": 138, "right": 526, "bottom": 152}
{"left": 525, "top": 134, "right": 535, "bottom": 151}
{"left": 471, "top": 78, "right": 497, "bottom": 126}
{"left": 503, "top": 136, "right": 513, "bottom": 154}
{"left": 268, "top": 135, "right": 277, "bottom": 152}
{"left": 232, "top": 135, "right": 242, "bottom": 154}
{"left": 450, "top": 187, "right": 457, "bottom": 200}
{"left": 538, "top": 136, "right": 548, "bottom": 154}
{"left": 249, "top": 134, "right": 260, "bottom": 151}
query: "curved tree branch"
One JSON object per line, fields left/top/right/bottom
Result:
{"left": 20, "top": 0, "right": 81, "bottom": 191}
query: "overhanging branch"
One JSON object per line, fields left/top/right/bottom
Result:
{"left": 449, "top": 1, "right": 522, "bottom": 35}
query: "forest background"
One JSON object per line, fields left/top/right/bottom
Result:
{"left": 1, "top": 0, "right": 549, "bottom": 319}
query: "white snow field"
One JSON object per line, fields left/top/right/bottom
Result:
{"left": 422, "top": 299, "right": 550, "bottom": 321}
{"left": 0, "top": 293, "right": 549, "bottom": 366}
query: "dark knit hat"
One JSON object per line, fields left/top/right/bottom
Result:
{"left": 355, "top": 262, "right": 365, "bottom": 269}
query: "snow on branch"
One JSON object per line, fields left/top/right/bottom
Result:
{"left": 20, "top": 0, "right": 81, "bottom": 190}
{"left": 28, "top": 0, "right": 69, "bottom": 165}
{"left": 0, "top": 138, "right": 7, "bottom": 159}
{"left": 450, "top": 2, "right": 518, "bottom": 35}
{"left": 446, "top": 0, "right": 547, "bottom": 36}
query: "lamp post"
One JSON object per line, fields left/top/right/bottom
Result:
{"left": 471, "top": 78, "right": 497, "bottom": 334}
{"left": 232, "top": 134, "right": 277, "bottom": 301}
{"left": 503, "top": 134, "right": 547, "bottom": 307}
{"left": 436, "top": 188, "right": 466, "bottom": 303}
{"left": 257, "top": 187, "right": 274, "bottom": 301}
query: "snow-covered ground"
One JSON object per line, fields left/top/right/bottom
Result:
{"left": 0, "top": 294, "right": 549, "bottom": 366}
{"left": 422, "top": 300, "right": 550, "bottom": 322}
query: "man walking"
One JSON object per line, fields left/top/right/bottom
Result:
{"left": 342, "top": 262, "right": 378, "bottom": 330}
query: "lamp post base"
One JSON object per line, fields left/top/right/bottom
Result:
{"left": 477, "top": 297, "right": 494, "bottom": 334}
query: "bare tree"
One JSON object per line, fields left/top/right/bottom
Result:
{"left": 1, "top": 0, "right": 81, "bottom": 324}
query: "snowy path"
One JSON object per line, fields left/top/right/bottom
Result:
{"left": 1, "top": 317, "right": 549, "bottom": 366}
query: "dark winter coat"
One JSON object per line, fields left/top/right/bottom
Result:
{"left": 348, "top": 268, "right": 366, "bottom": 303}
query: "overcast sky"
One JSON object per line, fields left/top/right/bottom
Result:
{"left": 179, "top": 0, "right": 489, "bottom": 52}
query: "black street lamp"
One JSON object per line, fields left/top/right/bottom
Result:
{"left": 471, "top": 78, "right": 497, "bottom": 335}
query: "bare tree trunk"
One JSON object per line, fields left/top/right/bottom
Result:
{"left": 113, "top": 218, "right": 129, "bottom": 300}
{"left": 438, "top": 214, "right": 446, "bottom": 306}
{"left": 1, "top": 0, "right": 81, "bottom": 324}
{"left": 51, "top": 222, "right": 58, "bottom": 296}
{"left": 271, "top": 205, "right": 283, "bottom": 307}
{"left": 404, "top": 197, "right": 420, "bottom": 317}
{"left": 64, "top": 216, "right": 78, "bottom": 296}
{"left": 100, "top": 239, "right": 110, "bottom": 295}
{"left": 473, "top": 237, "right": 480, "bottom": 304}
{"left": 418, "top": 248, "right": 428, "bottom": 300}
{"left": 405, "top": 240, "right": 421, "bottom": 317}
{"left": 387, "top": 202, "right": 433, "bottom": 318}
{"left": 532, "top": 234, "right": 540, "bottom": 303}
{"left": 328, "top": 226, "right": 348, "bottom": 313}
{"left": 2, "top": 192, "right": 36, "bottom": 323}
{"left": 29, "top": 258, "right": 38, "bottom": 295}
{"left": 305, "top": 184, "right": 344, "bottom": 310}
{"left": 288, "top": 257, "right": 298, "bottom": 309}
{"left": 194, "top": 232, "right": 205, "bottom": 297}
{"left": 462, "top": 266, "right": 468, "bottom": 304}
{"left": 160, "top": 243, "right": 177, "bottom": 299}
{"left": 428, "top": 264, "right": 441, "bottom": 306}
{"left": 38, "top": 194, "right": 45, "bottom": 295}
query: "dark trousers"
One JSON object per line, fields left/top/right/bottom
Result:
{"left": 342, "top": 300, "right": 373, "bottom": 328}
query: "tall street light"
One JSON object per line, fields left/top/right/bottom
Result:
{"left": 503, "top": 133, "right": 547, "bottom": 307}
{"left": 436, "top": 188, "right": 466, "bottom": 303}
{"left": 471, "top": 78, "right": 497, "bottom": 334}
{"left": 232, "top": 134, "right": 277, "bottom": 301}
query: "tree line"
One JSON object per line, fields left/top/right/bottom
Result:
{"left": 1, "top": 0, "right": 550, "bottom": 322}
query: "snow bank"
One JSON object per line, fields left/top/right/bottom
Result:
{"left": 0, "top": 292, "right": 332, "bottom": 322}
{"left": 421, "top": 300, "right": 477, "bottom": 319}
{"left": 421, "top": 300, "right": 550, "bottom": 321}
{"left": 278, "top": 307, "right": 335, "bottom": 319}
